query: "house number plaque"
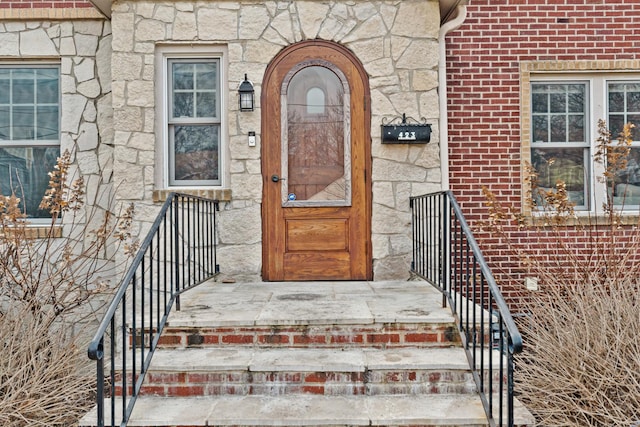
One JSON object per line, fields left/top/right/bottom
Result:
{"left": 381, "top": 114, "right": 431, "bottom": 144}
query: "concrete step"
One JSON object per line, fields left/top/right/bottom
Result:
{"left": 81, "top": 281, "right": 535, "bottom": 427}
{"left": 133, "top": 347, "right": 481, "bottom": 397}
{"left": 145, "top": 281, "right": 460, "bottom": 349}
{"left": 80, "top": 393, "right": 525, "bottom": 427}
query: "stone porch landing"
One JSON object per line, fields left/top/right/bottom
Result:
{"left": 79, "top": 280, "right": 534, "bottom": 427}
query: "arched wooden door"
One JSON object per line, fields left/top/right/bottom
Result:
{"left": 261, "top": 41, "right": 372, "bottom": 281}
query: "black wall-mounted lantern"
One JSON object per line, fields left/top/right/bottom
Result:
{"left": 381, "top": 113, "right": 431, "bottom": 144}
{"left": 238, "top": 74, "right": 255, "bottom": 112}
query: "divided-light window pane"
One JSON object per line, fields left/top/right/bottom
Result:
{"left": 195, "top": 63, "right": 216, "bottom": 90}
{"left": 197, "top": 92, "right": 216, "bottom": 118}
{"left": 172, "top": 125, "right": 219, "bottom": 182}
{"left": 37, "top": 106, "right": 59, "bottom": 140}
{"left": 13, "top": 73, "right": 35, "bottom": 104}
{"left": 531, "top": 147, "right": 587, "bottom": 207}
{"left": 0, "top": 146, "right": 59, "bottom": 217}
{"left": 0, "top": 107, "right": 9, "bottom": 140}
{"left": 37, "top": 71, "right": 59, "bottom": 104}
{"left": 173, "top": 92, "right": 193, "bottom": 118}
{"left": 12, "top": 106, "right": 34, "bottom": 140}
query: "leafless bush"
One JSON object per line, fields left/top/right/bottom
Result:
{"left": 0, "top": 150, "right": 134, "bottom": 426}
{"left": 482, "top": 121, "right": 640, "bottom": 426}
{"left": 516, "top": 270, "right": 640, "bottom": 426}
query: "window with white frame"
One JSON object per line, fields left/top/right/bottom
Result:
{"left": 0, "top": 66, "right": 60, "bottom": 218}
{"left": 607, "top": 81, "right": 640, "bottom": 207}
{"left": 530, "top": 76, "right": 640, "bottom": 212}
{"left": 166, "top": 57, "right": 221, "bottom": 187}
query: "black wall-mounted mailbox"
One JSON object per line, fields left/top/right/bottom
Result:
{"left": 381, "top": 114, "right": 431, "bottom": 144}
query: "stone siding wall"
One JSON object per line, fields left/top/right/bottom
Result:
{"left": 112, "top": 0, "right": 442, "bottom": 281}
{"left": 0, "top": 19, "right": 114, "bottom": 255}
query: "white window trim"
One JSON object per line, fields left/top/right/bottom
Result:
{"left": 527, "top": 71, "right": 640, "bottom": 215}
{"left": 0, "top": 63, "right": 61, "bottom": 223}
{"left": 530, "top": 79, "right": 592, "bottom": 210}
{"left": 155, "top": 45, "right": 228, "bottom": 190}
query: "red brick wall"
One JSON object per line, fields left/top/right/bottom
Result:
{"left": 0, "top": 0, "right": 94, "bottom": 8}
{"left": 445, "top": 0, "right": 640, "bottom": 307}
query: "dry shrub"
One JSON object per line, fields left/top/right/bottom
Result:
{"left": 517, "top": 273, "right": 640, "bottom": 426}
{"left": 0, "top": 308, "right": 93, "bottom": 426}
{"left": 0, "top": 150, "right": 134, "bottom": 426}
{"left": 482, "top": 121, "right": 640, "bottom": 426}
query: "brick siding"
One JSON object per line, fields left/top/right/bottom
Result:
{"left": 0, "top": 0, "right": 94, "bottom": 8}
{"left": 446, "top": 0, "right": 640, "bottom": 308}
{"left": 132, "top": 369, "right": 477, "bottom": 397}
{"left": 153, "top": 324, "right": 460, "bottom": 349}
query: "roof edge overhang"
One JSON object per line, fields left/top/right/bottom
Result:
{"left": 88, "top": 0, "right": 467, "bottom": 25}
{"left": 88, "top": 0, "right": 111, "bottom": 19}
{"left": 440, "top": 0, "right": 468, "bottom": 26}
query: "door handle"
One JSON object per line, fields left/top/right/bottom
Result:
{"left": 271, "top": 174, "right": 286, "bottom": 182}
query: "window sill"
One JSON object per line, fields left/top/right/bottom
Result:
{"left": 527, "top": 212, "right": 640, "bottom": 227}
{"left": 152, "top": 189, "right": 232, "bottom": 203}
{"left": 0, "top": 225, "right": 62, "bottom": 239}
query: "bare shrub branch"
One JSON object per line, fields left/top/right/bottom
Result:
{"left": 0, "top": 150, "right": 134, "bottom": 426}
{"left": 481, "top": 122, "right": 640, "bottom": 425}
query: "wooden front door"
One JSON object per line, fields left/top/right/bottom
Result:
{"left": 262, "top": 41, "right": 372, "bottom": 281}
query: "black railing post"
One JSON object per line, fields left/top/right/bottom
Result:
{"left": 95, "top": 339, "right": 104, "bottom": 427}
{"left": 131, "top": 272, "right": 137, "bottom": 421}
{"left": 214, "top": 200, "right": 220, "bottom": 274}
{"left": 174, "top": 194, "right": 181, "bottom": 311}
{"left": 186, "top": 196, "right": 192, "bottom": 287}
{"left": 410, "top": 197, "right": 415, "bottom": 273}
{"left": 441, "top": 192, "right": 449, "bottom": 307}
{"left": 121, "top": 290, "right": 127, "bottom": 425}
{"left": 508, "top": 343, "right": 515, "bottom": 427}
{"left": 109, "top": 317, "right": 115, "bottom": 427}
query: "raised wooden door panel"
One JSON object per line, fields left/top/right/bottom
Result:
{"left": 261, "top": 41, "right": 371, "bottom": 281}
{"left": 285, "top": 216, "right": 349, "bottom": 252}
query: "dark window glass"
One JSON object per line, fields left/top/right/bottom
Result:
{"left": 0, "top": 67, "right": 59, "bottom": 219}
{"left": 532, "top": 83, "right": 586, "bottom": 143}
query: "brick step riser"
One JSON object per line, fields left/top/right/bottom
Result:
{"left": 137, "top": 324, "right": 461, "bottom": 349}
{"left": 116, "top": 369, "right": 494, "bottom": 398}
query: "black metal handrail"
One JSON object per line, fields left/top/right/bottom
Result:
{"left": 87, "top": 193, "right": 220, "bottom": 427}
{"left": 410, "top": 191, "right": 523, "bottom": 427}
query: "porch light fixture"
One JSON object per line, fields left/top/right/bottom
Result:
{"left": 238, "top": 74, "right": 255, "bottom": 112}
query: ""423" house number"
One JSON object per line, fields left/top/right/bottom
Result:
{"left": 398, "top": 131, "right": 417, "bottom": 140}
